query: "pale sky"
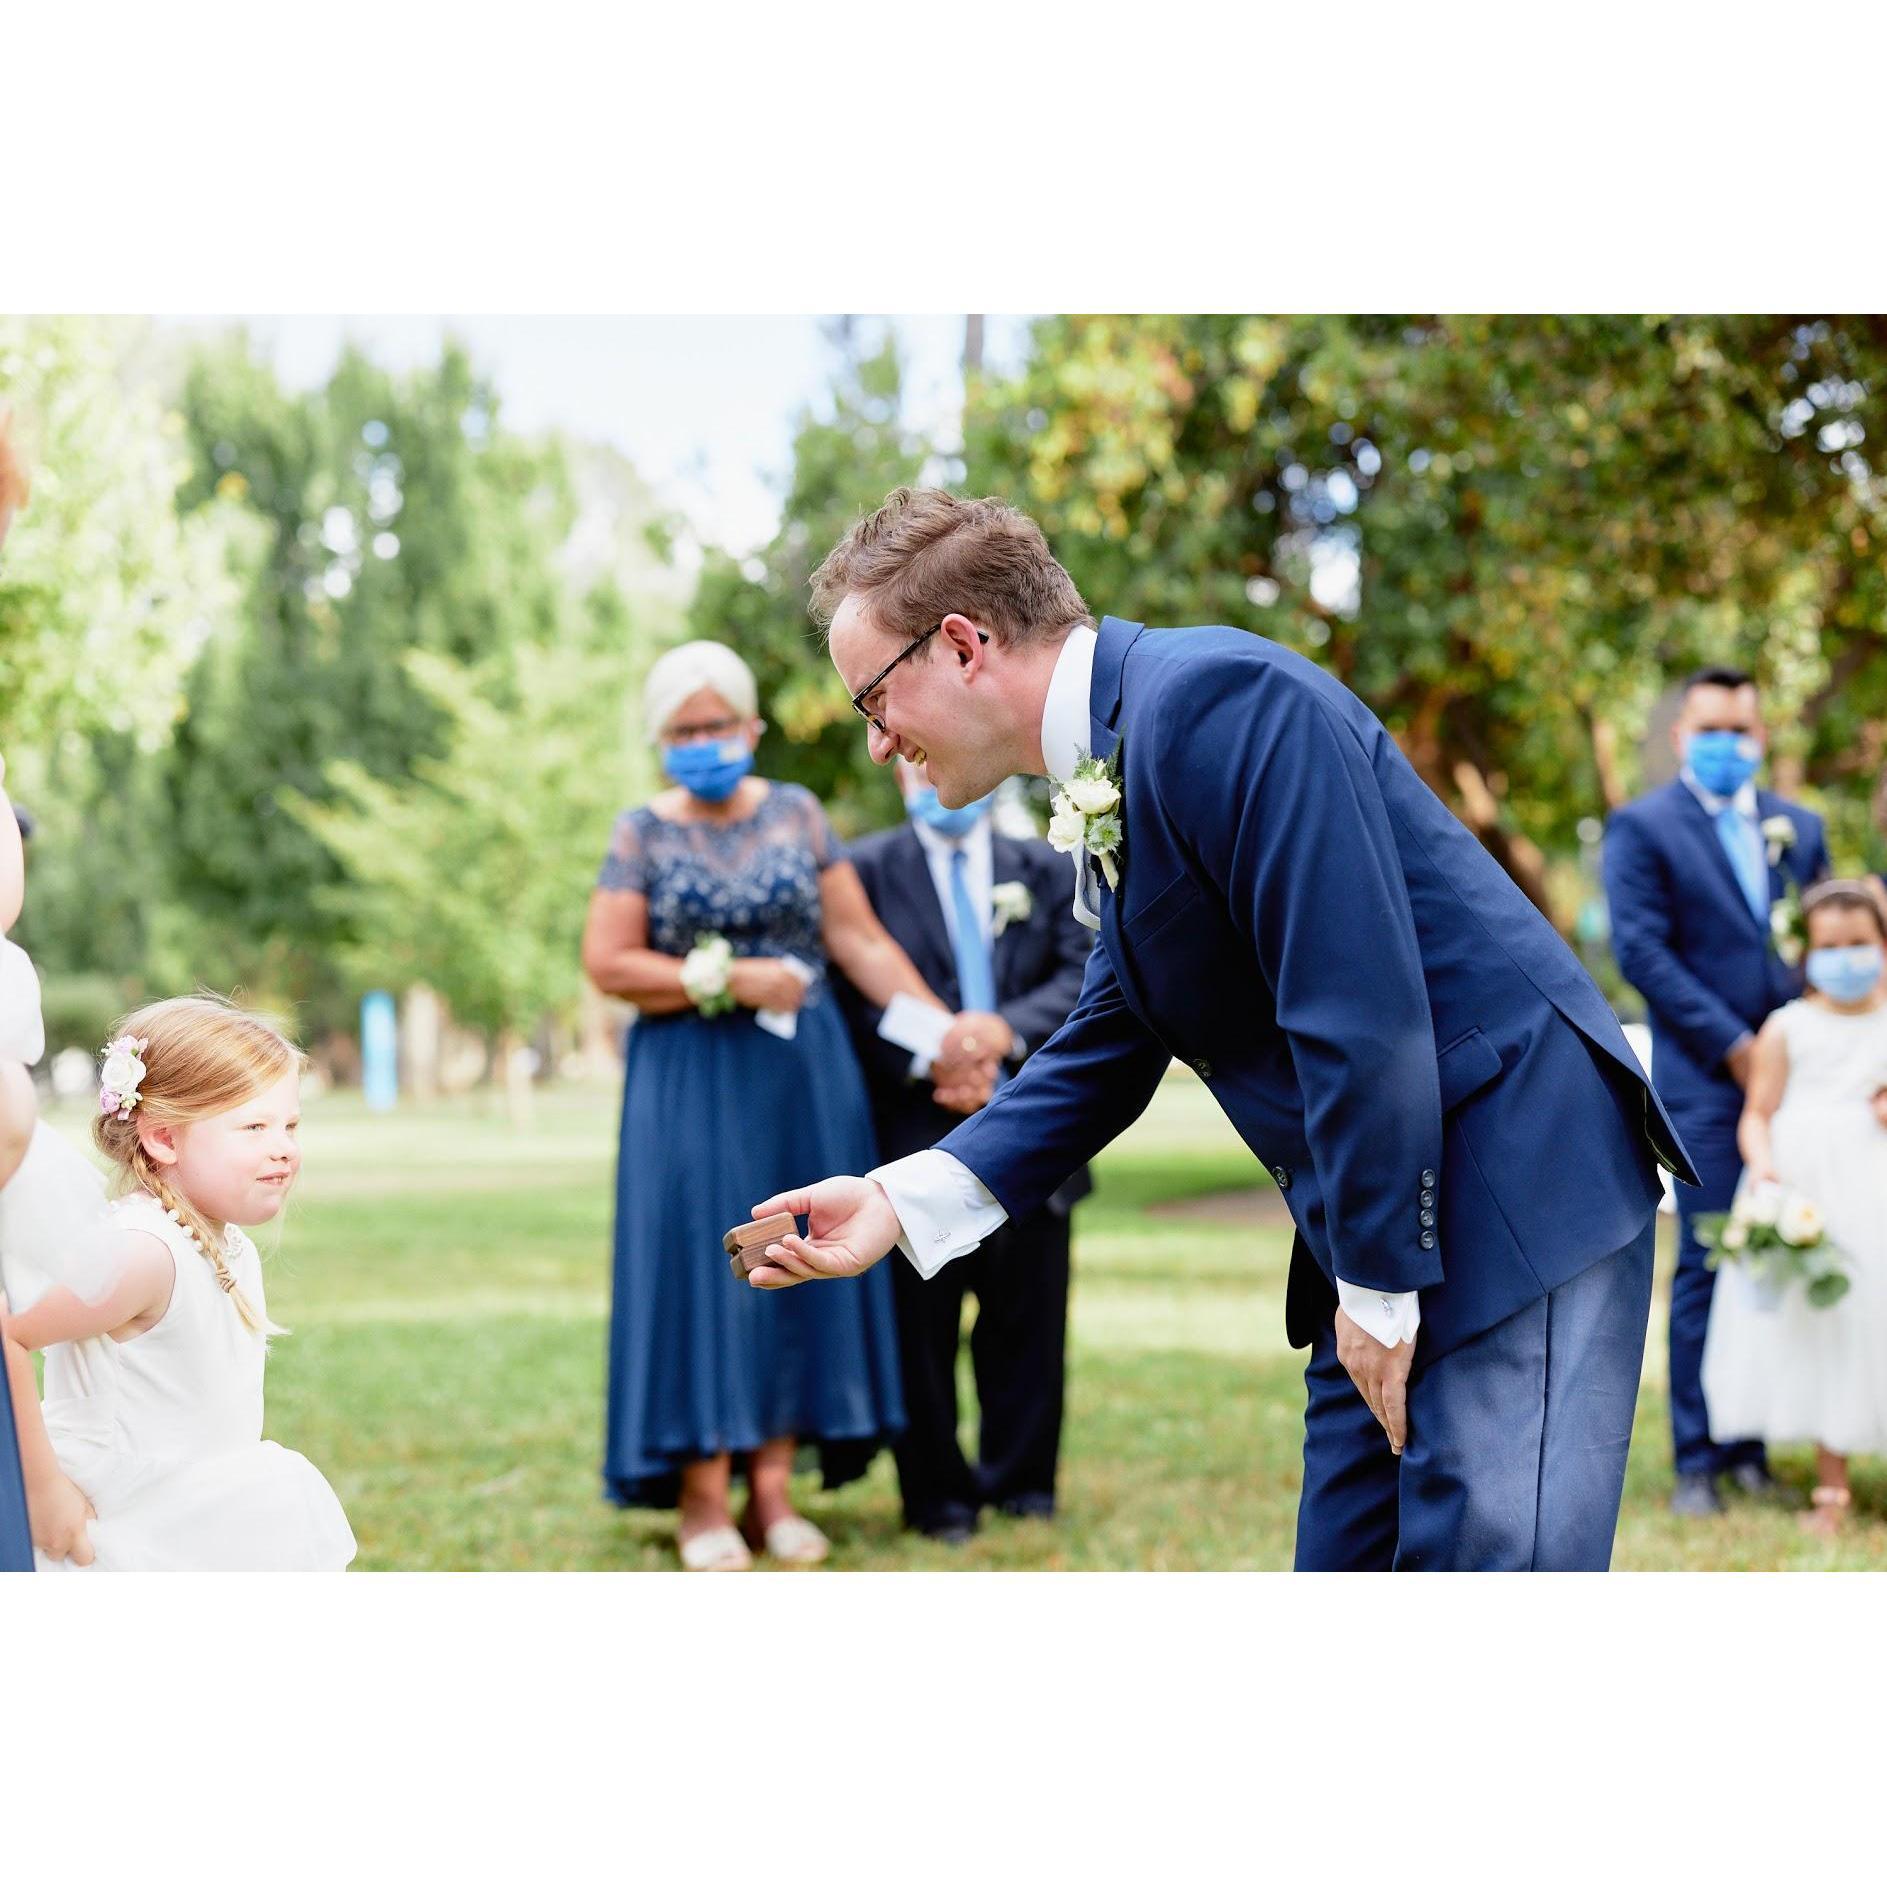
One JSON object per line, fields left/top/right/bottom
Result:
{"left": 163, "top": 313, "right": 1033, "bottom": 557}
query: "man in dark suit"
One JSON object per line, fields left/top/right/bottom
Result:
{"left": 839, "top": 758, "right": 1094, "bottom": 1542}
{"left": 744, "top": 488, "right": 1695, "bottom": 1573}
{"left": 1602, "top": 668, "right": 1828, "bottom": 1516}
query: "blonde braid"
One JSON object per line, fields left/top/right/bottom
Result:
{"left": 129, "top": 1144, "right": 274, "bottom": 1336}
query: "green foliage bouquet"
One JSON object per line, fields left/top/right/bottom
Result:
{"left": 1697, "top": 1182, "right": 1850, "bottom": 1308}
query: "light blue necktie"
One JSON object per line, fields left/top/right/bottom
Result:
{"left": 1715, "top": 804, "right": 1767, "bottom": 922}
{"left": 948, "top": 846, "right": 996, "bottom": 1012}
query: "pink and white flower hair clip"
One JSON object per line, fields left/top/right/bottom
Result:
{"left": 99, "top": 1034, "right": 149, "bottom": 1121}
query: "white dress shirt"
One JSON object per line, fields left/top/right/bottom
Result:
{"left": 870, "top": 623, "right": 1420, "bottom": 1349}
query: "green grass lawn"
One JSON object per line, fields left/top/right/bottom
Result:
{"left": 61, "top": 1074, "right": 1887, "bottom": 1570}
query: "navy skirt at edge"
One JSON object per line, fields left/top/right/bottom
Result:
{"left": 603, "top": 987, "right": 906, "bottom": 1507}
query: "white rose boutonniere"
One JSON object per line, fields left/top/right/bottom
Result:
{"left": 679, "top": 933, "right": 736, "bottom": 1017}
{"left": 1761, "top": 813, "right": 1797, "bottom": 867}
{"left": 990, "top": 881, "right": 1033, "bottom": 937}
{"left": 1048, "top": 752, "right": 1124, "bottom": 891}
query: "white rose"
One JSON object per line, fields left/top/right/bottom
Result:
{"left": 1063, "top": 775, "right": 1120, "bottom": 817}
{"left": 1047, "top": 800, "right": 1088, "bottom": 853}
{"left": 100, "top": 1049, "right": 146, "bottom": 1096}
{"left": 1761, "top": 815, "right": 1797, "bottom": 848}
{"left": 991, "top": 882, "right": 1032, "bottom": 936}
{"left": 1777, "top": 1196, "right": 1824, "bottom": 1248}
{"left": 1719, "top": 1220, "right": 1749, "bottom": 1251}
{"left": 1742, "top": 1184, "right": 1781, "bottom": 1229}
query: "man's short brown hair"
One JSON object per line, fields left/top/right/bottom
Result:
{"left": 810, "top": 487, "right": 1091, "bottom": 648}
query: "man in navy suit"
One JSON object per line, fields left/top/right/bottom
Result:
{"left": 838, "top": 759, "right": 1094, "bottom": 1542}
{"left": 744, "top": 489, "right": 1693, "bottom": 1571}
{"left": 1602, "top": 669, "right": 1828, "bottom": 1517}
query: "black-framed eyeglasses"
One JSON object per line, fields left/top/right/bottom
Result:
{"left": 849, "top": 621, "right": 988, "bottom": 733}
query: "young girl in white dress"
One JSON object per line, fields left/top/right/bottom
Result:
{"left": 2, "top": 993, "right": 356, "bottom": 1570}
{"left": 1702, "top": 882, "right": 1887, "bottom": 1534}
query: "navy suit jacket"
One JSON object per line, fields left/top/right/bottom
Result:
{"left": 939, "top": 618, "right": 1691, "bottom": 1364}
{"left": 1601, "top": 779, "right": 1826, "bottom": 1120}
{"left": 840, "top": 822, "right": 1095, "bottom": 1214}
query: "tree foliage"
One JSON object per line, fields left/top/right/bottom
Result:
{"left": 686, "top": 326, "right": 932, "bottom": 835}
{"left": 964, "top": 315, "right": 1887, "bottom": 906}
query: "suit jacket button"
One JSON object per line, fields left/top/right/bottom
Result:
{"left": 1193, "top": 1058, "right": 1214, "bottom": 1079}
{"left": 1419, "top": 1231, "right": 1436, "bottom": 1250}
{"left": 1270, "top": 1164, "right": 1291, "bottom": 1190}
{"left": 1419, "top": 1209, "right": 1436, "bottom": 1228}
{"left": 1420, "top": 1189, "right": 1435, "bottom": 1208}
{"left": 1420, "top": 1168, "right": 1437, "bottom": 1188}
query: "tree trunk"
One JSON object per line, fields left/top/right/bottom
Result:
{"left": 1451, "top": 759, "right": 1555, "bottom": 919}
{"left": 496, "top": 1027, "right": 534, "bottom": 1129}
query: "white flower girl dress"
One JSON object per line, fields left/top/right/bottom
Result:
{"left": 34, "top": 1192, "right": 357, "bottom": 1571}
{"left": 1702, "top": 998, "right": 1887, "bottom": 1454}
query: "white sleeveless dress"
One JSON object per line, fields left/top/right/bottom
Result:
{"left": 34, "top": 1192, "right": 356, "bottom": 1571}
{"left": 0, "top": 937, "right": 119, "bottom": 1312}
{"left": 1702, "top": 999, "right": 1887, "bottom": 1454}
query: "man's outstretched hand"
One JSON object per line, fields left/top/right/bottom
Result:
{"left": 742, "top": 1177, "right": 902, "bottom": 1289}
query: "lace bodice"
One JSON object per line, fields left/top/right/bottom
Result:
{"left": 595, "top": 782, "right": 842, "bottom": 965}
{"left": 1774, "top": 998, "right": 1887, "bottom": 1111}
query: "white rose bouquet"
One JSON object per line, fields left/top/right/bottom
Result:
{"left": 1697, "top": 1180, "right": 1849, "bottom": 1307}
{"left": 680, "top": 933, "right": 737, "bottom": 1017}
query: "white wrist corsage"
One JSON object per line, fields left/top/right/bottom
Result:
{"left": 680, "top": 933, "right": 736, "bottom": 1017}
{"left": 1761, "top": 814, "right": 1797, "bottom": 867}
{"left": 990, "top": 881, "right": 1033, "bottom": 937}
{"left": 1047, "top": 753, "right": 1124, "bottom": 891}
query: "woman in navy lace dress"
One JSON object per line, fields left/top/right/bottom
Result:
{"left": 582, "top": 642, "right": 942, "bottom": 1569}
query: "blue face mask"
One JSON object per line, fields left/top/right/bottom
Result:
{"left": 662, "top": 737, "right": 753, "bottom": 804}
{"left": 1685, "top": 729, "right": 1762, "bottom": 798}
{"left": 906, "top": 786, "right": 994, "bottom": 838}
{"left": 1805, "top": 944, "right": 1884, "bottom": 1005}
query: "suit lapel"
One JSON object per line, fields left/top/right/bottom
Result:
{"left": 1089, "top": 617, "right": 1152, "bottom": 1017}
{"left": 989, "top": 834, "right": 1028, "bottom": 995}
{"left": 893, "top": 823, "right": 960, "bottom": 1001}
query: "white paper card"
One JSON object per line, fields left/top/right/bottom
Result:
{"left": 878, "top": 992, "right": 952, "bottom": 1064}
{"left": 756, "top": 955, "right": 818, "bottom": 1041}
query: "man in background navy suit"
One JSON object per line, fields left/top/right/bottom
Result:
{"left": 1604, "top": 668, "right": 1828, "bottom": 1516}
{"left": 839, "top": 759, "right": 1094, "bottom": 1542}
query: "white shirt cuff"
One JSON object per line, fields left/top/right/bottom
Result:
{"left": 869, "top": 1149, "right": 1009, "bottom": 1280}
{"left": 1335, "top": 1277, "right": 1421, "bottom": 1347}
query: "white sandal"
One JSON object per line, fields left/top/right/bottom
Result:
{"left": 755, "top": 1514, "right": 829, "bottom": 1566}
{"left": 679, "top": 1524, "right": 752, "bottom": 1572}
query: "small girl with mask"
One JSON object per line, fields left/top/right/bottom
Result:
{"left": 1702, "top": 882, "right": 1887, "bottom": 1532}
{"left": 2, "top": 995, "right": 356, "bottom": 1570}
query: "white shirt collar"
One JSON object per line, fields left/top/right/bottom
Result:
{"left": 1039, "top": 625, "right": 1098, "bottom": 784}
{"left": 1681, "top": 768, "right": 1759, "bottom": 820}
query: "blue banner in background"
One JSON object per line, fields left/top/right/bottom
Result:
{"left": 361, "top": 990, "right": 398, "bottom": 1112}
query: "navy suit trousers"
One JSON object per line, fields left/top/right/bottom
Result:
{"left": 1668, "top": 1100, "right": 1766, "bottom": 1477}
{"left": 1294, "top": 1218, "right": 1655, "bottom": 1570}
{"left": 1, "top": 1368, "right": 33, "bottom": 1572}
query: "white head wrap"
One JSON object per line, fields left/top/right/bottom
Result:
{"left": 642, "top": 640, "right": 760, "bottom": 742}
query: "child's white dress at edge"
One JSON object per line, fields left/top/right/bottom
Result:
{"left": 1703, "top": 998, "right": 1887, "bottom": 1454}
{"left": 34, "top": 1192, "right": 357, "bottom": 1571}
{"left": 0, "top": 936, "right": 119, "bottom": 1312}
